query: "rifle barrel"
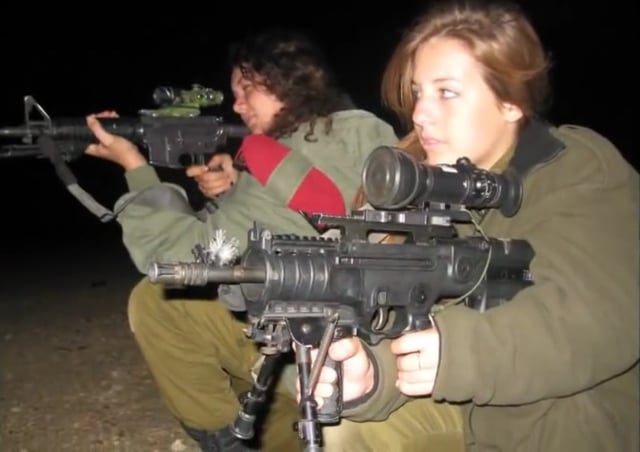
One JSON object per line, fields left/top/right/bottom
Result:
{"left": 148, "top": 262, "right": 266, "bottom": 286}
{"left": 0, "top": 127, "right": 33, "bottom": 137}
{"left": 0, "top": 118, "right": 142, "bottom": 141}
{"left": 0, "top": 145, "right": 43, "bottom": 158}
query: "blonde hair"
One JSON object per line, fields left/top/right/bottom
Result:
{"left": 353, "top": 0, "right": 550, "bottom": 214}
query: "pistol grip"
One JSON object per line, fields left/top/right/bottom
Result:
{"left": 317, "top": 357, "right": 342, "bottom": 424}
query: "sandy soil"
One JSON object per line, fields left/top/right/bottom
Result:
{"left": 0, "top": 236, "right": 201, "bottom": 452}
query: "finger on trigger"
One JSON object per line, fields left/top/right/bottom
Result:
{"left": 186, "top": 165, "right": 207, "bottom": 177}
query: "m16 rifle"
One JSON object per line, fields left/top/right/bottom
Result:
{"left": 147, "top": 146, "right": 536, "bottom": 452}
{"left": 0, "top": 84, "right": 249, "bottom": 221}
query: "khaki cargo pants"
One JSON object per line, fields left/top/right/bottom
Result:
{"left": 128, "top": 277, "right": 464, "bottom": 452}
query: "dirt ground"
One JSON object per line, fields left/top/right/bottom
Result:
{"left": 0, "top": 236, "right": 201, "bottom": 452}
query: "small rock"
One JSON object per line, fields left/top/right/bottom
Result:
{"left": 170, "top": 438, "right": 188, "bottom": 451}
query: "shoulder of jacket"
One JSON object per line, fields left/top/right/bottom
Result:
{"left": 330, "top": 109, "right": 393, "bottom": 127}
{"left": 283, "top": 110, "right": 396, "bottom": 146}
{"left": 554, "top": 124, "right": 618, "bottom": 154}
{"left": 331, "top": 108, "right": 379, "bottom": 119}
{"left": 545, "top": 124, "right": 635, "bottom": 188}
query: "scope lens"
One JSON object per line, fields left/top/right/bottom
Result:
{"left": 153, "top": 87, "right": 175, "bottom": 106}
{"left": 362, "top": 146, "right": 423, "bottom": 209}
{"left": 362, "top": 146, "right": 400, "bottom": 208}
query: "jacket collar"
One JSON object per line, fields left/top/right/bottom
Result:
{"left": 509, "top": 119, "right": 566, "bottom": 177}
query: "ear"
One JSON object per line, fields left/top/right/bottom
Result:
{"left": 501, "top": 102, "right": 523, "bottom": 123}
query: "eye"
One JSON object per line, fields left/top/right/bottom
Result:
{"left": 440, "top": 88, "right": 457, "bottom": 99}
{"left": 411, "top": 83, "right": 421, "bottom": 99}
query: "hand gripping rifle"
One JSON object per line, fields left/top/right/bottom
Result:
{"left": 0, "top": 84, "right": 249, "bottom": 222}
{"left": 147, "top": 146, "right": 536, "bottom": 451}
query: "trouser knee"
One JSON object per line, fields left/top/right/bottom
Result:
{"left": 127, "top": 276, "right": 162, "bottom": 334}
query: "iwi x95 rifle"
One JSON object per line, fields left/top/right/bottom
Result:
{"left": 0, "top": 84, "right": 249, "bottom": 221}
{"left": 147, "top": 146, "right": 536, "bottom": 452}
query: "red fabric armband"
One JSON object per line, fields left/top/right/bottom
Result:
{"left": 236, "top": 135, "right": 289, "bottom": 185}
{"left": 236, "top": 134, "right": 346, "bottom": 215}
{"left": 288, "top": 168, "right": 346, "bottom": 216}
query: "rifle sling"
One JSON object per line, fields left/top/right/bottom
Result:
{"left": 38, "top": 135, "right": 117, "bottom": 223}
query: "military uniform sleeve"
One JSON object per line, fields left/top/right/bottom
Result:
{"left": 431, "top": 153, "right": 639, "bottom": 405}
{"left": 113, "top": 165, "right": 231, "bottom": 274}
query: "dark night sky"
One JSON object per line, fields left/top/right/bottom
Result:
{"left": 0, "top": 1, "right": 635, "bottom": 252}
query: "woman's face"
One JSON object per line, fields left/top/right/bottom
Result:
{"left": 231, "top": 67, "right": 284, "bottom": 134}
{"left": 411, "top": 37, "right": 522, "bottom": 169}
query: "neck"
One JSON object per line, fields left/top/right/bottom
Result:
{"left": 481, "top": 123, "right": 519, "bottom": 172}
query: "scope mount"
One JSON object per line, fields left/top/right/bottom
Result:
{"left": 306, "top": 202, "right": 472, "bottom": 242}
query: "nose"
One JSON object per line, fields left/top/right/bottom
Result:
{"left": 233, "top": 94, "right": 246, "bottom": 115}
{"left": 412, "top": 97, "right": 437, "bottom": 128}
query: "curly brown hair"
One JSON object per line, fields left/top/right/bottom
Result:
{"left": 228, "top": 28, "right": 354, "bottom": 141}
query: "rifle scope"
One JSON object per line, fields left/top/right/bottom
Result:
{"left": 361, "top": 145, "right": 523, "bottom": 217}
{"left": 153, "top": 85, "right": 224, "bottom": 108}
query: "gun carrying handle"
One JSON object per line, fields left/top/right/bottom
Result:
{"left": 317, "top": 356, "right": 343, "bottom": 424}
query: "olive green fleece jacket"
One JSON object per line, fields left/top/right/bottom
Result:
{"left": 111, "top": 109, "right": 397, "bottom": 273}
{"left": 343, "top": 121, "right": 639, "bottom": 451}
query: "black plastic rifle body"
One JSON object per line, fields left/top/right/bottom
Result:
{"left": 148, "top": 208, "right": 536, "bottom": 451}
{"left": 0, "top": 114, "right": 248, "bottom": 169}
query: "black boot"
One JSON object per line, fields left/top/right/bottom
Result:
{"left": 181, "top": 423, "right": 261, "bottom": 452}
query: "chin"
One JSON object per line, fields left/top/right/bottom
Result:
{"left": 424, "top": 151, "right": 457, "bottom": 166}
{"left": 422, "top": 144, "right": 453, "bottom": 165}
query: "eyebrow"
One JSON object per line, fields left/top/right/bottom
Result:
{"left": 411, "top": 77, "right": 462, "bottom": 84}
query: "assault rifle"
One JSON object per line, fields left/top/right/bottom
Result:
{"left": 0, "top": 85, "right": 249, "bottom": 221}
{"left": 147, "top": 146, "right": 536, "bottom": 451}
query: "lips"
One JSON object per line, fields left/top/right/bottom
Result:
{"left": 420, "top": 136, "right": 444, "bottom": 146}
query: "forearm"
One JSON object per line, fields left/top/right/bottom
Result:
{"left": 124, "top": 163, "right": 161, "bottom": 192}
{"left": 114, "top": 165, "right": 215, "bottom": 273}
{"left": 116, "top": 201, "right": 212, "bottom": 274}
{"left": 433, "top": 184, "right": 639, "bottom": 405}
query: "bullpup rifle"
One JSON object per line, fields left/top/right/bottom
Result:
{"left": 0, "top": 84, "right": 249, "bottom": 221}
{"left": 147, "top": 146, "right": 536, "bottom": 451}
